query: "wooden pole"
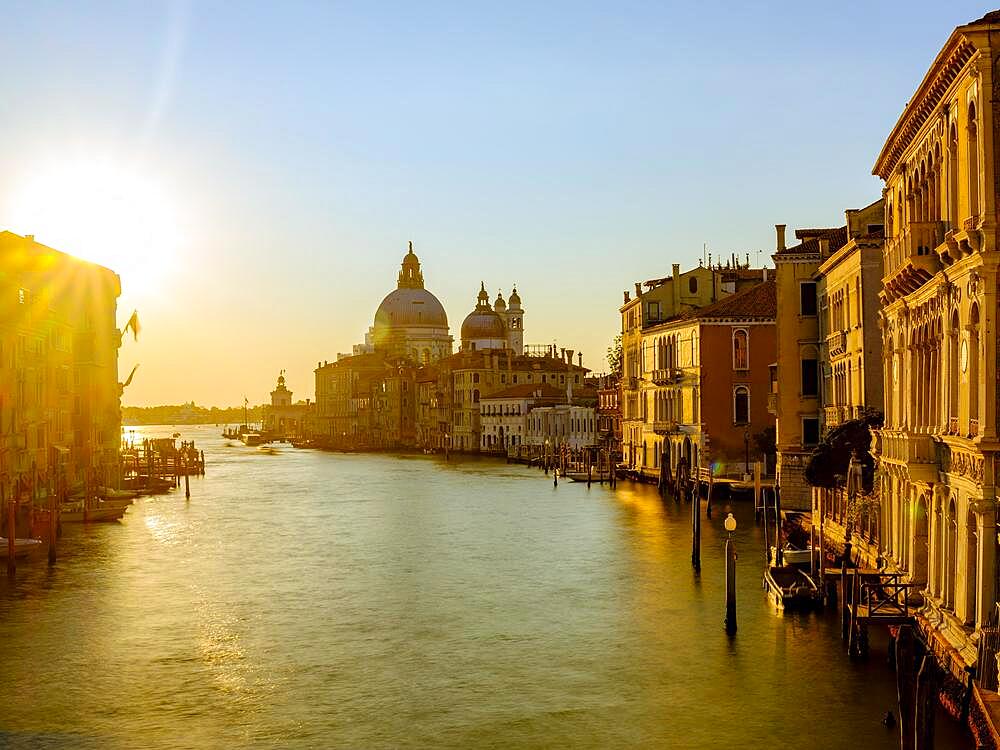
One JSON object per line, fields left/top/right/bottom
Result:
{"left": 914, "top": 654, "right": 938, "bottom": 750}
{"left": 184, "top": 457, "right": 191, "bottom": 500}
{"left": 706, "top": 466, "right": 714, "bottom": 518}
{"left": 587, "top": 462, "right": 592, "bottom": 488}
{"left": 774, "top": 487, "right": 783, "bottom": 567}
{"left": 725, "top": 534, "right": 736, "bottom": 634}
{"left": 896, "top": 625, "right": 916, "bottom": 750}
{"left": 48, "top": 477, "right": 57, "bottom": 566}
{"left": 5, "top": 482, "right": 14, "bottom": 578}
{"left": 691, "top": 484, "right": 701, "bottom": 570}
{"left": 753, "top": 461, "right": 761, "bottom": 518}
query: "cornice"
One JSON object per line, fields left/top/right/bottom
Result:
{"left": 873, "top": 32, "right": 978, "bottom": 180}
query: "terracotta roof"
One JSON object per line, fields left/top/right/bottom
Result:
{"left": 680, "top": 279, "right": 776, "bottom": 321}
{"left": 776, "top": 226, "right": 847, "bottom": 257}
{"left": 481, "top": 383, "right": 565, "bottom": 400}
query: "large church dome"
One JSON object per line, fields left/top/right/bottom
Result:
{"left": 371, "top": 243, "right": 453, "bottom": 362}
{"left": 375, "top": 287, "right": 448, "bottom": 328}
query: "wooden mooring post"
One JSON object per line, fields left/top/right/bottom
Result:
{"left": 48, "top": 474, "right": 58, "bottom": 566}
{"left": 896, "top": 624, "right": 916, "bottom": 750}
{"left": 5, "top": 482, "right": 15, "bottom": 578}
{"left": 691, "top": 482, "right": 701, "bottom": 570}
{"left": 914, "top": 654, "right": 938, "bottom": 750}
{"left": 184, "top": 457, "right": 191, "bottom": 500}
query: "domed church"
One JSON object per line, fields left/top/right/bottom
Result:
{"left": 460, "top": 283, "right": 524, "bottom": 354}
{"left": 372, "top": 242, "right": 454, "bottom": 363}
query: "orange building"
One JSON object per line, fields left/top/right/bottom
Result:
{"left": 640, "top": 280, "right": 776, "bottom": 477}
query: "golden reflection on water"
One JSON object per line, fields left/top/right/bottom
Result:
{"left": 0, "top": 426, "right": 970, "bottom": 749}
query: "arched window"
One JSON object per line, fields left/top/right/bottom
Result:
{"left": 948, "top": 124, "right": 959, "bottom": 227}
{"left": 969, "top": 303, "right": 980, "bottom": 430}
{"left": 689, "top": 276, "right": 698, "bottom": 294}
{"left": 732, "top": 329, "right": 749, "bottom": 370}
{"left": 969, "top": 102, "right": 981, "bottom": 220}
{"left": 733, "top": 386, "right": 750, "bottom": 425}
{"left": 966, "top": 510, "right": 979, "bottom": 626}
{"left": 945, "top": 498, "right": 958, "bottom": 609}
{"left": 473, "top": 389, "right": 480, "bottom": 403}
{"left": 887, "top": 201, "right": 894, "bottom": 237}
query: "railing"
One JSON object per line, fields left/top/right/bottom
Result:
{"left": 877, "top": 429, "right": 936, "bottom": 464}
{"left": 652, "top": 420, "right": 676, "bottom": 434}
{"left": 767, "top": 393, "right": 777, "bottom": 414}
{"left": 826, "top": 330, "right": 847, "bottom": 358}
{"left": 861, "top": 572, "right": 918, "bottom": 621}
{"left": 970, "top": 418, "right": 980, "bottom": 438}
{"left": 824, "top": 405, "right": 844, "bottom": 428}
{"left": 964, "top": 215, "right": 979, "bottom": 233}
{"left": 949, "top": 416, "right": 959, "bottom": 434}
{"left": 650, "top": 369, "right": 678, "bottom": 385}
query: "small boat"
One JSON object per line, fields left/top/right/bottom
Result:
{"left": 290, "top": 439, "right": 314, "bottom": 449}
{"left": 763, "top": 565, "right": 821, "bottom": 610}
{"left": 59, "top": 503, "right": 128, "bottom": 523}
{"left": 770, "top": 545, "right": 815, "bottom": 567}
{"left": 241, "top": 432, "right": 266, "bottom": 447}
{"left": 0, "top": 537, "right": 44, "bottom": 559}
{"left": 99, "top": 487, "right": 139, "bottom": 500}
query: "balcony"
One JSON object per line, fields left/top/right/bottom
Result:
{"left": 826, "top": 330, "right": 847, "bottom": 358}
{"left": 948, "top": 416, "right": 959, "bottom": 435}
{"left": 877, "top": 429, "right": 937, "bottom": 482}
{"left": 650, "top": 368, "right": 680, "bottom": 385}
{"left": 767, "top": 393, "right": 777, "bottom": 415}
{"left": 652, "top": 420, "right": 677, "bottom": 435}
{"left": 970, "top": 418, "right": 980, "bottom": 438}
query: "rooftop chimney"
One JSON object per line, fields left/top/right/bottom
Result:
{"left": 577, "top": 352, "right": 583, "bottom": 367}
{"left": 565, "top": 349, "right": 574, "bottom": 365}
{"left": 634, "top": 282, "right": 642, "bottom": 298}
{"left": 819, "top": 238, "right": 830, "bottom": 258}
{"left": 775, "top": 224, "right": 786, "bottom": 252}
{"left": 624, "top": 290, "right": 630, "bottom": 303}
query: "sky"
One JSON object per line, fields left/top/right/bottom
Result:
{"left": 0, "top": 1, "right": 991, "bottom": 406}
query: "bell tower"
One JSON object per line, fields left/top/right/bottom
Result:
{"left": 506, "top": 285, "right": 524, "bottom": 355}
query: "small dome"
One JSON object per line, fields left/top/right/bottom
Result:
{"left": 494, "top": 291, "right": 506, "bottom": 312}
{"left": 461, "top": 309, "right": 506, "bottom": 340}
{"left": 508, "top": 286, "right": 521, "bottom": 307}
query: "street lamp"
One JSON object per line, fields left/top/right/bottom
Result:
{"left": 724, "top": 513, "right": 737, "bottom": 635}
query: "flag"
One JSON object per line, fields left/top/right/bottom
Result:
{"left": 124, "top": 310, "right": 141, "bottom": 342}
{"left": 122, "top": 364, "right": 139, "bottom": 388}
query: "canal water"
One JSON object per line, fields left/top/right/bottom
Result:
{"left": 0, "top": 426, "right": 968, "bottom": 749}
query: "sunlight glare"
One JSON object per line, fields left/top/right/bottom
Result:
{"left": 5, "top": 156, "right": 186, "bottom": 299}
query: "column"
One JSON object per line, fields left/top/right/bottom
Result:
{"left": 976, "top": 505, "right": 996, "bottom": 630}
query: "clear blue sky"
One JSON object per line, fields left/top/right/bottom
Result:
{"left": 0, "top": 1, "right": 990, "bottom": 405}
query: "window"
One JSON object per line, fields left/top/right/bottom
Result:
{"left": 648, "top": 302, "right": 660, "bottom": 321}
{"left": 801, "top": 358, "right": 818, "bottom": 397}
{"left": 802, "top": 417, "right": 820, "bottom": 447}
{"left": 734, "top": 386, "right": 750, "bottom": 424}
{"left": 800, "top": 282, "right": 817, "bottom": 316}
{"left": 732, "top": 329, "right": 749, "bottom": 370}
{"left": 689, "top": 277, "right": 698, "bottom": 294}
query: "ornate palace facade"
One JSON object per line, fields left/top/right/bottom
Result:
{"left": 873, "top": 11, "right": 1000, "bottom": 671}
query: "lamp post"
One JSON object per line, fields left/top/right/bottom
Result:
{"left": 724, "top": 512, "right": 738, "bottom": 635}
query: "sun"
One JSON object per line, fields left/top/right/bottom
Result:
{"left": 4, "top": 155, "right": 185, "bottom": 300}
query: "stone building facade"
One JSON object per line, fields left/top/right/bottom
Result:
{"left": 871, "top": 10, "right": 1000, "bottom": 672}
{"left": 0, "top": 231, "right": 122, "bottom": 490}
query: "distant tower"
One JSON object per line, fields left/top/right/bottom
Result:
{"left": 271, "top": 371, "right": 292, "bottom": 407}
{"left": 505, "top": 285, "right": 524, "bottom": 355}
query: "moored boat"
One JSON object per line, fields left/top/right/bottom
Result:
{"left": 770, "top": 545, "right": 816, "bottom": 567}
{"left": 0, "top": 537, "right": 44, "bottom": 559}
{"left": 59, "top": 503, "right": 128, "bottom": 523}
{"left": 763, "top": 565, "right": 821, "bottom": 610}
{"left": 241, "top": 432, "right": 266, "bottom": 447}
